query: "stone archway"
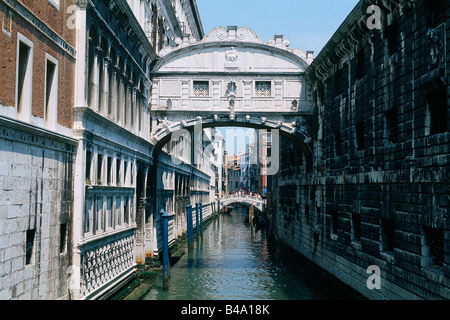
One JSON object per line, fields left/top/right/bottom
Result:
{"left": 150, "top": 115, "right": 314, "bottom": 169}
{"left": 149, "top": 25, "right": 315, "bottom": 165}
{"left": 146, "top": 26, "right": 316, "bottom": 257}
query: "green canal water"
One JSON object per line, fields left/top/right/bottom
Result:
{"left": 142, "top": 207, "right": 362, "bottom": 300}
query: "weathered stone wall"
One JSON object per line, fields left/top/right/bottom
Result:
{"left": 274, "top": 0, "right": 449, "bottom": 300}
{"left": 0, "top": 120, "right": 76, "bottom": 299}
{"left": 0, "top": 0, "right": 76, "bottom": 300}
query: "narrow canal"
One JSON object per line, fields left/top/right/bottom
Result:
{"left": 142, "top": 207, "right": 362, "bottom": 300}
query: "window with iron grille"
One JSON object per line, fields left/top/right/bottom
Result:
{"left": 193, "top": 81, "right": 209, "bottom": 97}
{"left": 255, "top": 81, "right": 271, "bottom": 97}
{"left": 427, "top": 87, "right": 448, "bottom": 135}
{"left": 424, "top": 227, "right": 444, "bottom": 270}
{"left": 331, "top": 210, "right": 339, "bottom": 235}
{"left": 381, "top": 218, "right": 395, "bottom": 253}
{"left": 384, "top": 109, "right": 398, "bottom": 143}
{"left": 426, "top": 0, "right": 446, "bottom": 28}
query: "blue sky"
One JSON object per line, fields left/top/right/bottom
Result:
{"left": 196, "top": 0, "right": 360, "bottom": 56}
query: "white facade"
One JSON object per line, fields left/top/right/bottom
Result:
{"left": 69, "top": 0, "right": 206, "bottom": 300}
{"left": 150, "top": 26, "right": 315, "bottom": 159}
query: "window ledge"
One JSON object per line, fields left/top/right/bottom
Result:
{"left": 380, "top": 251, "right": 395, "bottom": 263}
{"left": 423, "top": 266, "right": 444, "bottom": 283}
{"left": 351, "top": 240, "right": 362, "bottom": 250}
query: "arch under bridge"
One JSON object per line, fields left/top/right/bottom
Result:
{"left": 149, "top": 26, "right": 315, "bottom": 165}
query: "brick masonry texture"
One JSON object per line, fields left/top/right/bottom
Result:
{"left": 0, "top": 0, "right": 75, "bottom": 128}
{"left": 0, "top": 0, "right": 76, "bottom": 299}
{"left": 273, "top": 0, "right": 449, "bottom": 299}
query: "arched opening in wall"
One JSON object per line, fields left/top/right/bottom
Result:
{"left": 135, "top": 165, "right": 146, "bottom": 262}
{"left": 152, "top": 122, "right": 312, "bottom": 201}
{"left": 124, "top": 65, "right": 132, "bottom": 129}
{"left": 98, "top": 37, "right": 108, "bottom": 115}
{"left": 108, "top": 48, "right": 116, "bottom": 119}
{"left": 130, "top": 71, "right": 136, "bottom": 131}
{"left": 87, "top": 26, "right": 98, "bottom": 109}
{"left": 117, "top": 57, "right": 124, "bottom": 124}
{"left": 138, "top": 81, "right": 145, "bottom": 133}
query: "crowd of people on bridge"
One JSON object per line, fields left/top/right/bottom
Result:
{"left": 221, "top": 190, "right": 261, "bottom": 198}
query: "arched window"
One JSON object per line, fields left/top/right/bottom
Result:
{"left": 108, "top": 48, "right": 116, "bottom": 119}
{"left": 117, "top": 57, "right": 124, "bottom": 124}
{"left": 98, "top": 37, "right": 108, "bottom": 115}
{"left": 87, "top": 26, "right": 98, "bottom": 109}
{"left": 130, "top": 71, "right": 136, "bottom": 131}
{"left": 124, "top": 65, "right": 131, "bottom": 128}
{"left": 138, "top": 81, "right": 145, "bottom": 133}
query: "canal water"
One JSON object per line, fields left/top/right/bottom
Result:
{"left": 142, "top": 207, "right": 361, "bottom": 300}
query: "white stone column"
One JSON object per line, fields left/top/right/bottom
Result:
{"left": 181, "top": 80, "right": 189, "bottom": 109}
{"left": 118, "top": 73, "right": 126, "bottom": 126}
{"left": 74, "top": 3, "right": 88, "bottom": 108}
{"left": 275, "top": 80, "right": 283, "bottom": 109}
{"left": 243, "top": 80, "right": 252, "bottom": 109}
{"left": 212, "top": 80, "right": 221, "bottom": 110}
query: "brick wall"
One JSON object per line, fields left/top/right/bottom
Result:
{"left": 0, "top": 0, "right": 76, "bottom": 300}
{"left": 274, "top": 0, "right": 449, "bottom": 300}
{"left": 0, "top": 0, "right": 76, "bottom": 128}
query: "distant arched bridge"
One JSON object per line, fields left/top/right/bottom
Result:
{"left": 219, "top": 194, "right": 265, "bottom": 212}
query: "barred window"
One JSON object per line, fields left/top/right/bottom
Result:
{"left": 193, "top": 81, "right": 209, "bottom": 97}
{"left": 255, "top": 81, "right": 271, "bottom": 97}
{"left": 424, "top": 227, "right": 444, "bottom": 269}
{"left": 426, "top": 0, "right": 446, "bottom": 28}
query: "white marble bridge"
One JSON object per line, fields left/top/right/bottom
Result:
{"left": 219, "top": 194, "right": 265, "bottom": 212}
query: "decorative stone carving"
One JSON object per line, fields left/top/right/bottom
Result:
{"left": 208, "top": 26, "right": 264, "bottom": 44}
{"left": 225, "top": 47, "right": 239, "bottom": 63}
{"left": 229, "top": 112, "right": 236, "bottom": 121}
{"left": 427, "top": 27, "right": 444, "bottom": 69}
{"left": 80, "top": 231, "right": 135, "bottom": 298}
{"left": 291, "top": 117, "right": 311, "bottom": 138}
{"left": 226, "top": 81, "right": 237, "bottom": 96}
{"left": 156, "top": 117, "right": 172, "bottom": 133}
{"left": 213, "top": 114, "right": 220, "bottom": 122}
{"left": 261, "top": 117, "right": 267, "bottom": 124}
{"left": 166, "top": 98, "right": 172, "bottom": 109}
{"left": 245, "top": 115, "right": 251, "bottom": 123}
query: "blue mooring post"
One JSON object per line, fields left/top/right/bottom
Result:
{"left": 161, "top": 208, "right": 169, "bottom": 290}
{"left": 199, "top": 202, "right": 203, "bottom": 233}
{"left": 186, "top": 204, "right": 193, "bottom": 246}
{"left": 195, "top": 203, "right": 200, "bottom": 236}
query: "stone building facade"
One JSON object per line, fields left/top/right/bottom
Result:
{"left": 70, "top": 0, "right": 206, "bottom": 300}
{"left": 0, "top": 0, "right": 209, "bottom": 300}
{"left": 272, "top": 0, "right": 449, "bottom": 299}
{"left": 0, "top": 0, "right": 77, "bottom": 299}
{"left": 2, "top": 0, "right": 447, "bottom": 301}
